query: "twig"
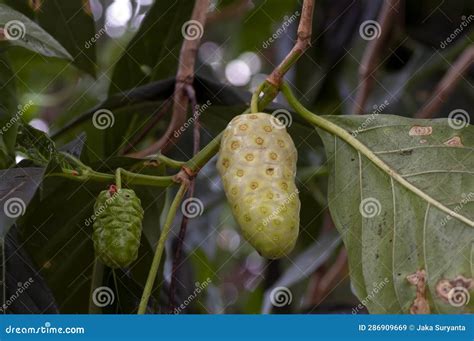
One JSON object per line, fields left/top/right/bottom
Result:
{"left": 415, "top": 46, "right": 474, "bottom": 118}
{"left": 352, "top": 0, "right": 401, "bottom": 114}
{"left": 266, "top": 0, "right": 315, "bottom": 88}
{"left": 138, "top": 183, "right": 189, "bottom": 314}
{"left": 169, "top": 85, "right": 201, "bottom": 313}
{"left": 251, "top": 0, "right": 315, "bottom": 112}
{"left": 133, "top": 0, "right": 210, "bottom": 158}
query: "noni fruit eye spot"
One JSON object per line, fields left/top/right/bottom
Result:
{"left": 217, "top": 113, "right": 301, "bottom": 259}
{"left": 92, "top": 188, "right": 144, "bottom": 268}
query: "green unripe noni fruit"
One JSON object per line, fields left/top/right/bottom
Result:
{"left": 92, "top": 185, "right": 144, "bottom": 268}
{"left": 217, "top": 113, "right": 300, "bottom": 259}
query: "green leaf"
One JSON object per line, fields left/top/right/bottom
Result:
{"left": 34, "top": 0, "right": 97, "bottom": 76}
{"left": 4, "top": 0, "right": 96, "bottom": 76}
{"left": 317, "top": 114, "right": 473, "bottom": 314}
{"left": 0, "top": 4, "right": 72, "bottom": 60}
{"left": 0, "top": 53, "right": 17, "bottom": 168}
{"left": 16, "top": 121, "right": 59, "bottom": 166}
{"left": 15, "top": 122, "right": 83, "bottom": 174}
{"left": 0, "top": 167, "right": 45, "bottom": 238}
{"left": 109, "top": 0, "right": 194, "bottom": 94}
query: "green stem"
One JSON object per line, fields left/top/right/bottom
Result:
{"left": 88, "top": 259, "right": 104, "bottom": 314}
{"left": 46, "top": 169, "right": 175, "bottom": 187}
{"left": 154, "top": 154, "right": 185, "bottom": 168}
{"left": 115, "top": 169, "right": 122, "bottom": 189}
{"left": 184, "top": 132, "right": 223, "bottom": 173}
{"left": 48, "top": 154, "right": 176, "bottom": 187}
{"left": 281, "top": 82, "right": 474, "bottom": 228}
{"left": 250, "top": 82, "right": 265, "bottom": 113}
{"left": 111, "top": 270, "right": 121, "bottom": 312}
{"left": 249, "top": 81, "right": 280, "bottom": 113}
{"left": 119, "top": 169, "right": 175, "bottom": 187}
{"left": 138, "top": 184, "right": 188, "bottom": 314}
{"left": 47, "top": 169, "right": 114, "bottom": 182}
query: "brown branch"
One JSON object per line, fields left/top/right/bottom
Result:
{"left": 266, "top": 0, "right": 315, "bottom": 87}
{"left": 132, "top": 0, "right": 210, "bottom": 158}
{"left": 415, "top": 46, "right": 474, "bottom": 118}
{"left": 169, "top": 85, "right": 201, "bottom": 313}
{"left": 352, "top": 0, "right": 401, "bottom": 114}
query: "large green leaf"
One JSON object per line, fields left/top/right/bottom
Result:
{"left": 109, "top": 0, "right": 194, "bottom": 94}
{"left": 33, "top": 0, "right": 97, "bottom": 76}
{"left": 4, "top": 0, "right": 97, "bottom": 76}
{"left": 317, "top": 114, "right": 473, "bottom": 314}
{"left": 0, "top": 4, "right": 72, "bottom": 60}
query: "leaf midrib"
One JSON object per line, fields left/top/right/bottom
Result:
{"left": 312, "top": 115, "right": 474, "bottom": 228}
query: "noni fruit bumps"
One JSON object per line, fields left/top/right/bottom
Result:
{"left": 92, "top": 185, "right": 144, "bottom": 268}
{"left": 217, "top": 113, "right": 300, "bottom": 259}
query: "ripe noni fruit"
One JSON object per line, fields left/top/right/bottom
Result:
{"left": 217, "top": 113, "right": 300, "bottom": 259}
